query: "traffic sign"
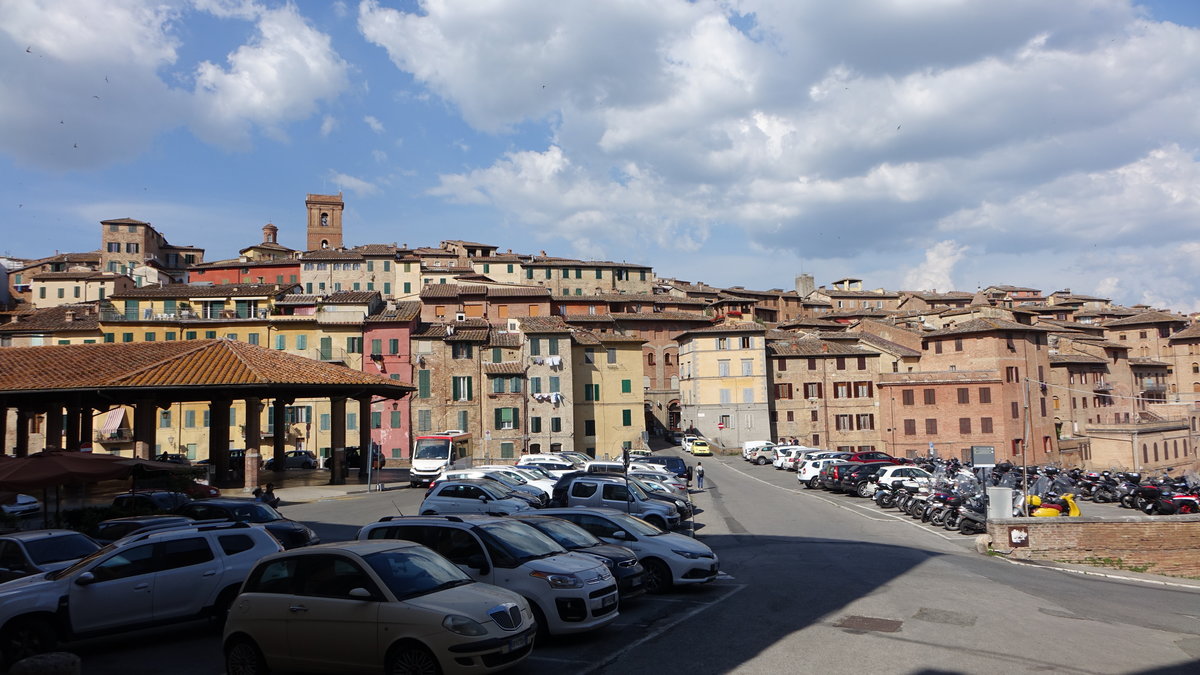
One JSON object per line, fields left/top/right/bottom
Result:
{"left": 717, "top": 422, "right": 725, "bottom": 429}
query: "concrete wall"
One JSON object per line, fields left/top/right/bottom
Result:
{"left": 987, "top": 515, "right": 1200, "bottom": 578}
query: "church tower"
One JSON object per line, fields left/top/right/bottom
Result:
{"left": 306, "top": 193, "right": 344, "bottom": 250}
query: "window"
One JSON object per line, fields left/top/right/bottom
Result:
{"left": 371, "top": 339, "right": 383, "bottom": 356}
{"left": 584, "top": 419, "right": 595, "bottom": 436}
{"left": 492, "top": 377, "right": 506, "bottom": 394}
{"left": 607, "top": 348, "right": 617, "bottom": 364}
{"left": 584, "top": 384, "right": 600, "bottom": 401}
{"left": 388, "top": 339, "right": 399, "bottom": 355}
{"left": 584, "top": 348, "right": 595, "bottom": 364}
{"left": 159, "top": 411, "right": 171, "bottom": 428}
{"left": 808, "top": 358, "right": 817, "bottom": 371}
{"left": 718, "top": 360, "right": 730, "bottom": 377}
{"left": 855, "top": 381, "right": 872, "bottom": 398}
{"left": 856, "top": 414, "right": 874, "bottom": 430}
{"left": 803, "top": 382, "right": 822, "bottom": 399}
{"left": 834, "top": 382, "right": 850, "bottom": 399}
{"left": 902, "top": 389, "right": 914, "bottom": 405}
{"left": 275, "top": 335, "right": 287, "bottom": 350}
{"left": 452, "top": 376, "right": 473, "bottom": 401}
{"left": 741, "top": 359, "right": 753, "bottom": 376}
{"left": 925, "top": 419, "right": 937, "bottom": 435}
{"left": 903, "top": 419, "right": 916, "bottom": 435}
{"left": 1005, "top": 366, "right": 1019, "bottom": 383}
{"left": 417, "top": 410, "right": 432, "bottom": 432}
{"left": 549, "top": 376, "right": 560, "bottom": 392}
{"left": 296, "top": 335, "right": 308, "bottom": 350}
{"left": 957, "top": 388, "right": 970, "bottom": 404}
{"left": 923, "top": 389, "right": 936, "bottom": 405}
{"left": 1011, "top": 401, "right": 1020, "bottom": 419}
{"left": 835, "top": 414, "right": 853, "bottom": 431}
{"left": 857, "top": 356, "right": 866, "bottom": 370}
{"left": 716, "top": 337, "right": 728, "bottom": 350}
{"left": 452, "top": 343, "right": 472, "bottom": 359}
{"left": 720, "top": 414, "right": 732, "bottom": 429}
{"left": 743, "top": 388, "right": 753, "bottom": 403}
{"left": 836, "top": 357, "right": 846, "bottom": 370}
{"left": 495, "top": 408, "right": 519, "bottom": 430}
{"left": 621, "top": 379, "right": 632, "bottom": 393}
{"left": 1039, "top": 398, "right": 1047, "bottom": 417}
{"left": 741, "top": 336, "right": 752, "bottom": 349}
{"left": 775, "top": 383, "right": 793, "bottom": 399}
{"left": 981, "top": 417, "right": 993, "bottom": 434}
{"left": 934, "top": 341, "right": 943, "bottom": 354}
{"left": 719, "top": 389, "right": 731, "bottom": 404}
{"left": 622, "top": 409, "right": 632, "bottom": 426}
{"left": 954, "top": 338, "right": 963, "bottom": 352}
{"left": 979, "top": 387, "right": 991, "bottom": 404}
{"left": 530, "top": 417, "right": 542, "bottom": 433}
{"left": 959, "top": 418, "right": 971, "bottom": 434}
{"left": 417, "top": 370, "right": 430, "bottom": 398}
{"left": 551, "top": 417, "right": 562, "bottom": 432}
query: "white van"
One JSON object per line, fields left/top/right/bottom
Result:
{"left": 742, "top": 440, "right": 776, "bottom": 462}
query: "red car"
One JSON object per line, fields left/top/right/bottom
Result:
{"left": 844, "top": 451, "right": 899, "bottom": 464}
{"left": 184, "top": 481, "right": 221, "bottom": 499}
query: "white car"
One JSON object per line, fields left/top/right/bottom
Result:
{"left": 224, "top": 540, "right": 536, "bottom": 675}
{"left": 359, "top": 515, "right": 619, "bottom": 636}
{"left": 0, "top": 495, "right": 40, "bottom": 517}
{"left": 628, "top": 470, "right": 688, "bottom": 497}
{"left": 797, "top": 458, "right": 843, "bottom": 488}
{"left": 538, "top": 507, "right": 719, "bottom": 594}
{"left": 441, "top": 469, "right": 549, "bottom": 504}
{"left": 476, "top": 465, "right": 557, "bottom": 499}
{"left": 771, "top": 447, "right": 808, "bottom": 471}
{"left": 863, "top": 465, "right": 933, "bottom": 497}
{"left": 681, "top": 436, "right": 699, "bottom": 453}
{"left": 516, "top": 454, "right": 580, "bottom": 478}
{"left": 418, "top": 480, "right": 533, "bottom": 516}
{"left": 742, "top": 440, "right": 775, "bottom": 461}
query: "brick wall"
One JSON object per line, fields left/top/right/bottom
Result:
{"left": 987, "top": 515, "right": 1200, "bottom": 578}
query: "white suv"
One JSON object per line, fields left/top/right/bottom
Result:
{"left": 537, "top": 508, "right": 719, "bottom": 594}
{"left": 797, "top": 458, "right": 841, "bottom": 488}
{"left": 224, "top": 540, "right": 536, "bottom": 674}
{"left": 358, "top": 515, "right": 619, "bottom": 636}
{"left": 0, "top": 521, "right": 282, "bottom": 668}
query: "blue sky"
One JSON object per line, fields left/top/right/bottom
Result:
{"left": 3, "top": 1, "right": 1200, "bottom": 311}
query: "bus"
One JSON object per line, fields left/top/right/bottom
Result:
{"left": 409, "top": 431, "right": 473, "bottom": 487}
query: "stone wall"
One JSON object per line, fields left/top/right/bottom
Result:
{"left": 987, "top": 515, "right": 1200, "bottom": 578}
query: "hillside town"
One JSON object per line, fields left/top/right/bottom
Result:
{"left": 1, "top": 192, "right": 1198, "bottom": 475}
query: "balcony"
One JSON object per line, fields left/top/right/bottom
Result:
{"left": 100, "top": 308, "right": 272, "bottom": 322}
{"left": 94, "top": 429, "right": 133, "bottom": 443}
{"left": 1093, "top": 381, "right": 1113, "bottom": 392}
{"left": 1141, "top": 383, "right": 1167, "bottom": 394}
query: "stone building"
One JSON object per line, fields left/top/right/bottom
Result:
{"left": 100, "top": 217, "right": 203, "bottom": 281}
{"left": 519, "top": 316, "right": 577, "bottom": 454}
{"left": 305, "top": 193, "right": 344, "bottom": 250}
{"left": 677, "top": 322, "right": 771, "bottom": 447}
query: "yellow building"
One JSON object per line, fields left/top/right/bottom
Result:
{"left": 30, "top": 271, "right": 133, "bottom": 309}
{"left": 677, "top": 323, "right": 771, "bottom": 448}
{"left": 572, "top": 331, "right": 647, "bottom": 458}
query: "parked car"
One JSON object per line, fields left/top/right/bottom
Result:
{"left": 175, "top": 498, "right": 319, "bottom": 549}
{"left": 746, "top": 444, "right": 777, "bottom": 465}
{"left": 419, "top": 479, "right": 536, "bottom": 515}
{"left": 772, "top": 446, "right": 808, "bottom": 471}
{"left": 549, "top": 474, "right": 680, "bottom": 530}
{"left": 742, "top": 440, "right": 775, "bottom": 461}
{"left": 0, "top": 530, "right": 101, "bottom": 584}
{"left": 475, "top": 465, "right": 557, "bottom": 499}
{"left": 864, "top": 465, "right": 934, "bottom": 496}
{"left": 91, "top": 515, "right": 196, "bottom": 545}
{"left": 628, "top": 470, "right": 688, "bottom": 497}
{"left": 111, "top": 490, "right": 192, "bottom": 513}
{"left": 0, "top": 494, "right": 41, "bottom": 517}
{"left": 223, "top": 540, "right": 536, "bottom": 675}
{"left": 797, "top": 458, "right": 841, "bottom": 489}
{"left": 844, "top": 451, "right": 900, "bottom": 464}
{"left": 819, "top": 462, "right": 862, "bottom": 492}
{"left": 536, "top": 507, "right": 719, "bottom": 594}
{"left": 669, "top": 431, "right": 684, "bottom": 445}
{"left": 510, "top": 514, "right": 645, "bottom": 599}
{"left": 516, "top": 455, "right": 580, "bottom": 478}
{"left": 690, "top": 440, "right": 712, "bottom": 456}
{"left": 154, "top": 452, "right": 192, "bottom": 466}
{"left": 358, "top": 515, "right": 619, "bottom": 637}
{"left": 0, "top": 521, "right": 282, "bottom": 669}
{"left": 839, "top": 463, "right": 890, "bottom": 496}
{"left": 440, "top": 469, "right": 549, "bottom": 505}
{"left": 263, "top": 450, "right": 318, "bottom": 470}
{"left": 681, "top": 435, "right": 699, "bottom": 453}
{"left": 196, "top": 449, "right": 261, "bottom": 473}
{"left": 639, "top": 455, "right": 689, "bottom": 479}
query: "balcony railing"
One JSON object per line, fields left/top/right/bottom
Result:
{"left": 1093, "top": 381, "right": 1113, "bottom": 392}
{"left": 94, "top": 429, "right": 133, "bottom": 443}
{"left": 100, "top": 308, "right": 272, "bottom": 322}
{"left": 1141, "top": 383, "right": 1167, "bottom": 393}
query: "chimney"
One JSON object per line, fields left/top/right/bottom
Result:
{"left": 821, "top": 343, "right": 828, "bottom": 352}
{"left": 64, "top": 310, "right": 75, "bottom": 322}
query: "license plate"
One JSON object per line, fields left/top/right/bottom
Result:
{"left": 602, "top": 594, "right": 617, "bottom": 607}
{"left": 507, "top": 634, "right": 528, "bottom": 652}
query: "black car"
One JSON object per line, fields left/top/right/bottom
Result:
{"left": 92, "top": 515, "right": 195, "bottom": 545}
{"left": 819, "top": 462, "right": 861, "bottom": 492}
{"left": 263, "top": 450, "right": 318, "bottom": 470}
{"left": 839, "top": 463, "right": 887, "bottom": 497}
{"left": 175, "top": 498, "right": 320, "bottom": 549}
{"left": 512, "top": 514, "right": 645, "bottom": 599}
{"left": 639, "top": 455, "right": 689, "bottom": 479}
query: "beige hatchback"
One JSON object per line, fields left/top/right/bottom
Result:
{"left": 223, "top": 540, "right": 536, "bottom": 675}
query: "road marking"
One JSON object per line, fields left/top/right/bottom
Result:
{"left": 525, "top": 655, "right": 593, "bottom": 664}
{"left": 578, "top": 584, "right": 747, "bottom": 675}
{"left": 992, "top": 554, "right": 1200, "bottom": 590}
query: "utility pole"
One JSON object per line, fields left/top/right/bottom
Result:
{"left": 1021, "top": 376, "right": 1032, "bottom": 515}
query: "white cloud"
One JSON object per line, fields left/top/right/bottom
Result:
{"left": 902, "top": 241, "right": 969, "bottom": 292}
{"left": 372, "top": 149, "right": 387, "bottom": 163}
{"left": 329, "top": 171, "right": 380, "bottom": 197}
{"left": 320, "top": 115, "right": 337, "bottom": 137}
{"left": 364, "top": 115, "right": 384, "bottom": 133}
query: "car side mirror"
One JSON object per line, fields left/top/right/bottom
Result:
{"left": 465, "top": 554, "right": 490, "bottom": 574}
{"left": 348, "top": 587, "right": 373, "bottom": 600}
{"left": 611, "top": 530, "right": 631, "bottom": 541}
{"left": 75, "top": 571, "right": 96, "bottom": 586}
{"left": 478, "top": 495, "right": 489, "bottom": 502}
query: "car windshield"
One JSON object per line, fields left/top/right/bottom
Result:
{"left": 24, "top": 534, "right": 100, "bottom": 566}
{"left": 476, "top": 521, "right": 566, "bottom": 563}
{"left": 49, "top": 542, "right": 118, "bottom": 579}
{"left": 472, "top": 482, "right": 512, "bottom": 500}
{"left": 364, "top": 547, "right": 473, "bottom": 600}
{"left": 413, "top": 439, "right": 450, "bottom": 460}
{"left": 521, "top": 518, "right": 602, "bottom": 550}
{"left": 226, "top": 502, "right": 284, "bottom": 523}
{"left": 517, "top": 466, "right": 553, "bottom": 480}
{"left": 605, "top": 512, "right": 666, "bottom": 537}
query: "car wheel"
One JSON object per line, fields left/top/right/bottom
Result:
{"left": 528, "top": 600, "right": 550, "bottom": 640}
{"left": 857, "top": 482, "right": 873, "bottom": 498}
{"left": 641, "top": 558, "right": 672, "bottom": 595}
{"left": 808, "top": 477, "right": 820, "bottom": 489}
{"left": 386, "top": 641, "right": 442, "bottom": 675}
{"left": 1, "top": 617, "right": 58, "bottom": 669}
{"left": 225, "top": 637, "right": 269, "bottom": 675}
{"left": 754, "top": 457, "right": 766, "bottom": 465}
{"left": 645, "top": 515, "right": 667, "bottom": 530}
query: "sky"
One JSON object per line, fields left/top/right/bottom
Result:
{"left": 3, "top": 0, "right": 1200, "bottom": 311}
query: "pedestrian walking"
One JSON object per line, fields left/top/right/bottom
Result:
{"left": 695, "top": 462, "right": 705, "bottom": 490}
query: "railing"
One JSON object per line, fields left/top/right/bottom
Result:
{"left": 94, "top": 429, "right": 133, "bottom": 442}
{"left": 1093, "top": 381, "right": 1113, "bottom": 392}
{"left": 1141, "top": 383, "right": 1167, "bottom": 393}
{"left": 99, "top": 309, "right": 273, "bottom": 322}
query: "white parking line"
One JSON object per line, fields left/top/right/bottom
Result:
{"left": 718, "top": 460, "right": 961, "bottom": 541}
{"left": 577, "top": 584, "right": 747, "bottom": 675}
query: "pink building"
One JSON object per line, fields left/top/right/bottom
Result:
{"left": 363, "top": 302, "right": 421, "bottom": 460}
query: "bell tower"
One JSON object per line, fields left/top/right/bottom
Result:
{"left": 306, "top": 192, "right": 344, "bottom": 250}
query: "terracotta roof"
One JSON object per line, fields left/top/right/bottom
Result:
{"left": 274, "top": 295, "right": 319, "bottom": 305}
{"left": 443, "top": 240, "right": 498, "bottom": 248}
{"left": 722, "top": 286, "right": 802, "bottom": 299}
{"left": 483, "top": 362, "right": 526, "bottom": 375}
{"left": 412, "top": 323, "right": 447, "bottom": 338}
{"left": 30, "top": 271, "right": 123, "bottom": 281}
{"left": 815, "top": 289, "right": 900, "bottom": 298}
{"left": 597, "top": 334, "right": 646, "bottom": 344}
{"left": 1048, "top": 354, "right": 1108, "bottom": 365}
{"left": 422, "top": 265, "right": 475, "bottom": 274}
{"left": 1036, "top": 319, "right": 1103, "bottom": 332}
{"left": 819, "top": 331, "right": 922, "bottom": 358}
{"left": 610, "top": 311, "right": 713, "bottom": 322}
{"left": 0, "top": 340, "right": 414, "bottom": 393}
{"left": 904, "top": 291, "right": 974, "bottom": 301}
{"left": 674, "top": 322, "right": 766, "bottom": 339}
{"left": 475, "top": 253, "right": 525, "bottom": 262}
{"left": 714, "top": 292, "right": 756, "bottom": 303}
{"left": 518, "top": 316, "right": 572, "bottom": 333}
{"left": 486, "top": 286, "right": 551, "bottom": 298}
{"left": 522, "top": 258, "right": 651, "bottom": 270}
{"left": 924, "top": 318, "right": 1051, "bottom": 337}
{"left": 1128, "top": 358, "right": 1170, "bottom": 368}
{"left": 420, "top": 284, "right": 487, "bottom": 298}
{"left": 445, "top": 327, "right": 489, "bottom": 342}
{"left": 353, "top": 244, "right": 398, "bottom": 256}
{"left": 1169, "top": 324, "right": 1200, "bottom": 340}
{"left": 366, "top": 302, "right": 422, "bottom": 323}
{"left": 571, "top": 331, "right": 603, "bottom": 346}
{"left": 583, "top": 292, "right": 707, "bottom": 305}
{"left": 487, "top": 332, "right": 522, "bottom": 347}
{"left": 412, "top": 247, "right": 457, "bottom": 256}
{"left": 300, "top": 249, "right": 363, "bottom": 261}
{"left": 562, "top": 314, "right": 616, "bottom": 323}
{"left": 193, "top": 258, "right": 298, "bottom": 269}
{"left": 1104, "top": 311, "right": 1187, "bottom": 327}
{"left": 984, "top": 285, "right": 1040, "bottom": 293}
{"left": 112, "top": 283, "right": 294, "bottom": 299}
{"left": 1067, "top": 336, "right": 1129, "bottom": 350}
{"left": 824, "top": 309, "right": 892, "bottom": 319}
{"left": 100, "top": 217, "right": 150, "bottom": 225}
{"left": 769, "top": 335, "right": 876, "bottom": 357}
{"left": 778, "top": 317, "right": 845, "bottom": 329}
{"left": 323, "top": 291, "right": 379, "bottom": 305}
{"left": 0, "top": 303, "right": 101, "bottom": 333}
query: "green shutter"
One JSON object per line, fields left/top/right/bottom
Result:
{"left": 512, "top": 408, "right": 520, "bottom": 429}
{"left": 493, "top": 347, "right": 502, "bottom": 363}
{"left": 372, "top": 412, "right": 382, "bottom": 429}
{"left": 418, "top": 370, "right": 430, "bottom": 398}
{"left": 452, "top": 377, "right": 461, "bottom": 401}
{"left": 371, "top": 339, "right": 382, "bottom": 355}
{"left": 494, "top": 408, "right": 503, "bottom": 430}
{"left": 511, "top": 378, "right": 522, "bottom": 393}
{"left": 530, "top": 339, "right": 540, "bottom": 356}
{"left": 466, "top": 377, "right": 473, "bottom": 401}
{"left": 548, "top": 339, "right": 559, "bottom": 356}
{"left": 623, "top": 409, "right": 632, "bottom": 426}
{"left": 622, "top": 379, "right": 632, "bottom": 393}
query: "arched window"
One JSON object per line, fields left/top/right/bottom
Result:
{"left": 1142, "top": 443, "right": 1148, "bottom": 464}
{"left": 1052, "top": 396, "right": 1060, "bottom": 410}
{"left": 320, "top": 212, "right": 329, "bottom": 227}
{"left": 1152, "top": 442, "right": 1158, "bottom": 462}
